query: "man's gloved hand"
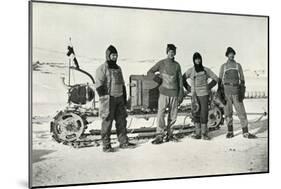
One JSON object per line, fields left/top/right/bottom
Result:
{"left": 216, "top": 79, "right": 226, "bottom": 105}
{"left": 153, "top": 74, "right": 162, "bottom": 85}
{"left": 178, "top": 95, "right": 184, "bottom": 106}
{"left": 208, "top": 80, "right": 217, "bottom": 90}
{"left": 123, "top": 85, "right": 127, "bottom": 107}
{"left": 217, "top": 85, "right": 227, "bottom": 105}
{"left": 96, "top": 85, "right": 108, "bottom": 97}
{"left": 183, "top": 80, "right": 191, "bottom": 94}
{"left": 191, "top": 93, "right": 200, "bottom": 115}
{"left": 238, "top": 84, "right": 246, "bottom": 102}
{"left": 183, "top": 90, "right": 190, "bottom": 97}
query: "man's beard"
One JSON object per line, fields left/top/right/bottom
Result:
{"left": 194, "top": 63, "right": 204, "bottom": 72}
{"left": 107, "top": 60, "right": 118, "bottom": 69}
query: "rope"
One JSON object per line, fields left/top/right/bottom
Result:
{"left": 233, "top": 112, "right": 267, "bottom": 124}
{"left": 248, "top": 112, "right": 267, "bottom": 124}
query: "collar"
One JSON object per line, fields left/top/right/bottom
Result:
{"left": 227, "top": 60, "right": 236, "bottom": 64}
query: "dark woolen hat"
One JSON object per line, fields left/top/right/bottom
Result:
{"left": 225, "top": 47, "right": 236, "bottom": 57}
{"left": 166, "top": 44, "right": 177, "bottom": 54}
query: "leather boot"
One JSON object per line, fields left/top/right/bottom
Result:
{"left": 201, "top": 123, "right": 210, "bottom": 140}
{"left": 242, "top": 127, "right": 257, "bottom": 139}
{"left": 226, "top": 124, "right": 234, "bottom": 138}
{"left": 119, "top": 142, "right": 137, "bottom": 149}
{"left": 152, "top": 134, "right": 164, "bottom": 144}
{"left": 102, "top": 144, "right": 115, "bottom": 152}
{"left": 191, "top": 122, "right": 201, "bottom": 139}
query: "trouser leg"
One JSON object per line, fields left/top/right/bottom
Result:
{"left": 115, "top": 96, "right": 129, "bottom": 145}
{"left": 224, "top": 94, "right": 234, "bottom": 133}
{"left": 228, "top": 95, "right": 256, "bottom": 138}
{"left": 101, "top": 96, "right": 116, "bottom": 147}
{"left": 167, "top": 96, "right": 178, "bottom": 137}
{"left": 232, "top": 94, "right": 248, "bottom": 132}
{"left": 198, "top": 95, "right": 209, "bottom": 136}
{"left": 192, "top": 96, "right": 201, "bottom": 136}
{"left": 156, "top": 94, "right": 168, "bottom": 136}
{"left": 192, "top": 97, "right": 201, "bottom": 121}
{"left": 101, "top": 119, "right": 113, "bottom": 146}
{"left": 194, "top": 122, "right": 201, "bottom": 136}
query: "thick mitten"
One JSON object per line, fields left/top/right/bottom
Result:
{"left": 238, "top": 85, "right": 246, "bottom": 102}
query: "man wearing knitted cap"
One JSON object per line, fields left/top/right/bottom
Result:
{"left": 147, "top": 44, "right": 184, "bottom": 144}
{"left": 182, "top": 52, "right": 218, "bottom": 140}
{"left": 218, "top": 47, "right": 256, "bottom": 139}
{"left": 95, "top": 45, "right": 136, "bottom": 152}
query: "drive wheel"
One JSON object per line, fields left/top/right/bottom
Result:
{"left": 51, "top": 111, "right": 86, "bottom": 142}
{"left": 208, "top": 105, "right": 223, "bottom": 129}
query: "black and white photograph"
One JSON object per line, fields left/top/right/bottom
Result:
{"left": 29, "top": 1, "right": 269, "bottom": 188}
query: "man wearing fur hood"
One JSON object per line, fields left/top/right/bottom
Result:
{"left": 95, "top": 45, "right": 136, "bottom": 152}
{"left": 183, "top": 52, "right": 218, "bottom": 140}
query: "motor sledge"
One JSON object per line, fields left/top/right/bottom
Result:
{"left": 51, "top": 41, "right": 261, "bottom": 148}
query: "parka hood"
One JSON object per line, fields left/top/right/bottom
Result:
{"left": 105, "top": 45, "right": 118, "bottom": 69}
{"left": 106, "top": 45, "right": 118, "bottom": 62}
{"left": 193, "top": 52, "right": 204, "bottom": 73}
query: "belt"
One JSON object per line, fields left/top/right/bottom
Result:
{"left": 223, "top": 83, "right": 239, "bottom": 87}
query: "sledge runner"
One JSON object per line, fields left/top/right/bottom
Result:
{"left": 147, "top": 44, "right": 184, "bottom": 144}
{"left": 218, "top": 47, "right": 256, "bottom": 139}
{"left": 182, "top": 52, "right": 218, "bottom": 140}
{"left": 95, "top": 45, "right": 136, "bottom": 152}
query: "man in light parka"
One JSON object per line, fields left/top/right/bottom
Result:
{"left": 95, "top": 45, "right": 136, "bottom": 152}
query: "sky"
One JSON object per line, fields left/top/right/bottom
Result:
{"left": 32, "top": 2, "right": 268, "bottom": 73}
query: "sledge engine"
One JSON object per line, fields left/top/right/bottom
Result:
{"left": 50, "top": 43, "right": 224, "bottom": 146}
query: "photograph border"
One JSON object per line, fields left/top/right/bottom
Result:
{"left": 28, "top": 0, "right": 270, "bottom": 188}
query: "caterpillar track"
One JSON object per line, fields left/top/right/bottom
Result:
{"left": 50, "top": 99, "right": 224, "bottom": 148}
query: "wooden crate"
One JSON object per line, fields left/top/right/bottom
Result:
{"left": 129, "top": 75, "right": 159, "bottom": 111}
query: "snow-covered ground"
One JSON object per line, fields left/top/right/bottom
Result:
{"left": 32, "top": 108, "right": 268, "bottom": 187}
{"left": 31, "top": 61, "right": 268, "bottom": 187}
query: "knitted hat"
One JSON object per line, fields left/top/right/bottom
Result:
{"left": 166, "top": 44, "right": 177, "bottom": 54}
{"left": 225, "top": 47, "right": 236, "bottom": 57}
